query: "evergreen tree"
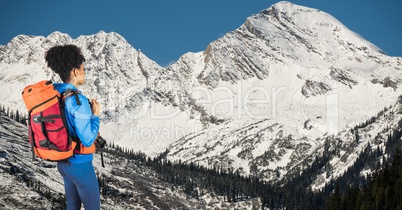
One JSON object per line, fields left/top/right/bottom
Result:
{"left": 15, "top": 109, "right": 20, "bottom": 122}
{"left": 355, "top": 128, "right": 360, "bottom": 143}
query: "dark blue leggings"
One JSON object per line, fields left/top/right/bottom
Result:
{"left": 57, "top": 161, "right": 100, "bottom": 210}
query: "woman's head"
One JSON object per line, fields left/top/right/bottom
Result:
{"left": 45, "top": 44, "right": 86, "bottom": 84}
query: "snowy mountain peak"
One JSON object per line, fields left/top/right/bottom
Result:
{"left": 164, "top": 2, "right": 402, "bottom": 183}
{"left": 0, "top": 30, "right": 164, "bottom": 121}
{"left": 196, "top": 0, "right": 399, "bottom": 89}
{"left": 46, "top": 31, "right": 72, "bottom": 43}
{"left": 257, "top": 1, "right": 304, "bottom": 17}
{"left": 85, "top": 30, "right": 126, "bottom": 42}
{"left": 267, "top": 1, "right": 312, "bottom": 13}
{"left": 96, "top": 30, "right": 107, "bottom": 35}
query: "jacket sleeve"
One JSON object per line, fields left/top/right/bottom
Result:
{"left": 71, "top": 94, "right": 100, "bottom": 147}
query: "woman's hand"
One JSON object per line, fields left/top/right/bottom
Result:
{"left": 91, "top": 99, "right": 101, "bottom": 116}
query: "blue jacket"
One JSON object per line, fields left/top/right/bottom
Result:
{"left": 53, "top": 83, "right": 100, "bottom": 164}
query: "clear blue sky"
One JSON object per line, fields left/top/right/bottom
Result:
{"left": 1, "top": 0, "right": 401, "bottom": 67}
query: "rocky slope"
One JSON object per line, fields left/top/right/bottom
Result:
{"left": 0, "top": 111, "right": 262, "bottom": 209}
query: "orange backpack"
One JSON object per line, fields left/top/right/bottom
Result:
{"left": 22, "top": 80, "right": 96, "bottom": 161}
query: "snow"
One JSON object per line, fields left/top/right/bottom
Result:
{"left": 1, "top": 1, "right": 402, "bottom": 192}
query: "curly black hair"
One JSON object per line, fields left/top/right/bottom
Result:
{"left": 45, "top": 44, "right": 86, "bottom": 82}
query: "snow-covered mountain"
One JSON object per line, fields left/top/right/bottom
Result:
{"left": 1, "top": 1, "right": 402, "bottom": 188}
{"left": 0, "top": 30, "right": 172, "bottom": 151}
{"left": 161, "top": 1, "right": 402, "bottom": 183}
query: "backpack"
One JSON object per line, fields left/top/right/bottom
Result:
{"left": 21, "top": 80, "right": 97, "bottom": 161}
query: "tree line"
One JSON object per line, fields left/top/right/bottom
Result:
{"left": 0, "top": 104, "right": 27, "bottom": 125}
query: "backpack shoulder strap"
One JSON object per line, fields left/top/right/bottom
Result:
{"left": 62, "top": 89, "right": 81, "bottom": 106}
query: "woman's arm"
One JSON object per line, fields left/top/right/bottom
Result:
{"left": 73, "top": 95, "right": 100, "bottom": 147}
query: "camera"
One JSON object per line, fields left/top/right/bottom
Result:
{"left": 95, "top": 136, "right": 107, "bottom": 149}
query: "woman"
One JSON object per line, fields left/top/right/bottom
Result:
{"left": 45, "top": 44, "right": 101, "bottom": 209}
